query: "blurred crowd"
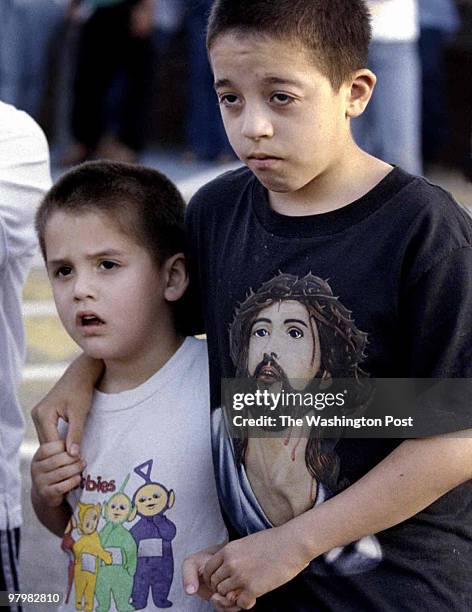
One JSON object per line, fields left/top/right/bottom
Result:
{"left": 0, "top": 0, "right": 470, "bottom": 176}
{"left": 0, "top": 0, "right": 233, "bottom": 165}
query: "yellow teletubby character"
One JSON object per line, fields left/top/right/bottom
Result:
{"left": 73, "top": 502, "right": 112, "bottom": 611}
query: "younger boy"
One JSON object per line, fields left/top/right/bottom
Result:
{"left": 30, "top": 161, "right": 226, "bottom": 611}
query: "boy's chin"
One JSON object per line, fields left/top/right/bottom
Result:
{"left": 255, "top": 175, "right": 294, "bottom": 193}
{"left": 75, "top": 342, "right": 109, "bottom": 361}
{"left": 251, "top": 170, "right": 306, "bottom": 195}
{"left": 80, "top": 349, "right": 107, "bottom": 360}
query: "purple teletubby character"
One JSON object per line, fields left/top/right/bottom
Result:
{"left": 130, "top": 460, "right": 176, "bottom": 609}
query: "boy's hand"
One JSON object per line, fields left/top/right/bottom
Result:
{"left": 183, "top": 545, "right": 223, "bottom": 601}
{"left": 209, "top": 592, "right": 242, "bottom": 612}
{"left": 183, "top": 542, "right": 241, "bottom": 610}
{"left": 31, "top": 441, "right": 85, "bottom": 507}
{"left": 31, "top": 354, "right": 103, "bottom": 455}
{"left": 203, "top": 525, "right": 310, "bottom": 610}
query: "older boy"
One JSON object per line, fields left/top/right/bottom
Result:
{"left": 35, "top": 1, "right": 472, "bottom": 610}
{"left": 184, "top": 1, "right": 472, "bottom": 609}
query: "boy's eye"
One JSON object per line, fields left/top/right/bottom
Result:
{"left": 55, "top": 266, "right": 72, "bottom": 278}
{"left": 287, "top": 327, "right": 303, "bottom": 339}
{"left": 99, "top": 260, "right": 118, "bottom": 271}
{"left": 271, "top": 93, "right": 295, "bottom": 106}
{"left": 218, "top": 93, "right": 240, "bottom": 107}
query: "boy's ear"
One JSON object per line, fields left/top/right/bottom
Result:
{"left": 163, "top": 253, "right": 189, "bottom": 303}
{"left": 344, "top": 68, "right": 376, "bottom": 119}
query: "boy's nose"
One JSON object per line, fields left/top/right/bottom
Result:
{"left": 241, "top": 107, "right": 274, "bottom": 140}
{"left": 73, "top": 275, "right": 96, "bottom": 301}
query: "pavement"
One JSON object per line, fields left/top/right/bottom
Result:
{"left": 16, "top": 152, "right": 472, "bottom": 610}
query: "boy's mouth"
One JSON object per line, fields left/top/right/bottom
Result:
{"left": 247, "top": 153, "right": 282, "bottom": 169}
{"left": 248, "top": 152, "right": 280, "bottom": 161}
{"left": 77, "top": 313, "right": 105, "bottom": 327}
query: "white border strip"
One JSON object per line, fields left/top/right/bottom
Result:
{"left": 22, "top": 362, "right": 69, "bottom": 382}
{"left": 20, "top": 440, "right": 39, "bottom": 460}
{"left": 22, "top": 301, "right": 57, "bottom": 317}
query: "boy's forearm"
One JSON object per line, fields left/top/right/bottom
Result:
{"left": 31, "top": 487, "right": 72, "bottom": 538}
{"left": 58, "top": 352, "right": 103, "bottom": 392}
{"left": 32, "top": 352, "right": 103, "bottom": 446}
{"left": 290, "top": 434, "right": 472, "bottom": 563}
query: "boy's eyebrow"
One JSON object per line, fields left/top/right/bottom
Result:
{"left": 47, "top": 249, "right": 125, "bottom": 266}
{"left": 46, "top": 258, "right": 68, "bottom": 269}
{"left": 214, "top": 78, "right": 233, "bottom": 90}
{"left": 261, "top": 76, "right": 304, "bottom": 87}
{"left": 214, "top": 76, "right": 304, "bottom": 90}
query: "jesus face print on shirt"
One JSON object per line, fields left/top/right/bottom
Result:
{"left": 247, "top": 300, "right": 322, "bottom": 391}
{"left": 230, "top": 272, "right": 368, "bottom": 392}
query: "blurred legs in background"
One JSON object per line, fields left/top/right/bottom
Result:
{"left": 0, "top": 0, "right": 67, "bottom": 119}
{"left": 352, "top": 40, "right": 422, "bottom": 176}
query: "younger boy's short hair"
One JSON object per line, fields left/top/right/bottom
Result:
{"left": 36, "top": 161, "right": 186, "bottom": 266}
{"left": 206, "top": 0, "right": 372, "bottom": 90}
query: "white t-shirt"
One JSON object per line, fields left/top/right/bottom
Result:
{"left": 367, "top": 0, "right": 419, "bottom": 42}
{"left": 61, "top": 337, "right": 227, "bottom": 611}
{"left": 0, "top": 101, "right": 50, "bottom": 530}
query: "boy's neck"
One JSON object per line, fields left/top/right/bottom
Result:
{"left": 268, "top": 146, "right": 392, "bottom": 217}
{"left": 98, "top": 332, "right": 184, "bottom": 394}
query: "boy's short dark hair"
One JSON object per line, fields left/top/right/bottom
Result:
{"left": 36, "top": 161, "right": 186, "bottom": 266}
{"left": 207, "top": 0, "right": 371, "bottom": 90}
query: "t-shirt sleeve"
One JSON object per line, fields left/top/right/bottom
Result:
{"left": 0, "top": 105, "right": 51, "bottom": 266}
{"left": 402, "top": 245, "right": 472, "bottom": 378}
{"left": 400, "top": 245, "right": 472, "bottom": 433}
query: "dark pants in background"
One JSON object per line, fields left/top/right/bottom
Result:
{"left": 72, "top": 1, "right": 153, "bottom": 153}
{"left": 0, "top": 528, "right": 22, "bottom": 612}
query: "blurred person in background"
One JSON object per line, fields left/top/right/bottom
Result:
{"left": 183, "top": 0, "right": 232, "bottom": 162}
{"left": 0, "top": 101, "right": 50, "bottom": 611}
{"left": 63, "top": 0, "right": 155, "bottom": 165}
{"left": 449, "top": 0, "right": 472, "bottom": 181}
{"left": 419, "top": 0, "right": 461, "bottom": 166}
{"left": 352, "top": 0, "right": 422, "bottom": 175}
{"left": 153, "top": 0, "right": 185, "bottom": 54}
{"left": 0, "top": 0, "right": 69, "bottom": 120}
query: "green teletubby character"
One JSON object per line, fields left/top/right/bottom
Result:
{"left": 95, "top": 474, "right": 138, "bottom": 612}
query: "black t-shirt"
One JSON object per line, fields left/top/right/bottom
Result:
{"left": 186, "top": 166, "right": 472, "bottom": 611}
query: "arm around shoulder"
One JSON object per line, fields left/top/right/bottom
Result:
{"left": 32, "top": 353, "right": 104, "bottom": 452}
